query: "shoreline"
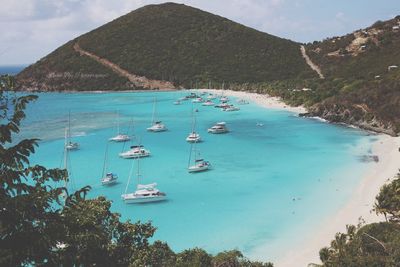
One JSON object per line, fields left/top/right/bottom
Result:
{"left": 198, "top": 89, "right": 400, "bottom": 266}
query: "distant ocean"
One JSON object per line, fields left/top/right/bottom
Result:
{"left": 20, "top": 91, "right": 377, "bottom": 263}
{"left": 0, "top": 65, "right": 27, "bottom": 75}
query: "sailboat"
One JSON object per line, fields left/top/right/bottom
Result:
{"left": 186, "top": 109, "right": 201, "bottom": 143}
{"left": 121, "top": 158, "right": 166, "bottom": 203}
{"left": 100, "top": 143, "right": 118, "bottom": 185}
{"left": 147, "top": 97, "right": 167, "bottom": 132}
{"left": 109, "top": 111, "right": 130, "bottom": 142}
{"left": 65, "top": 112, "right": 79, "bottom": 150}
{"left": 119, "top": 137, "right": 151, "bottom": 159}
{"left": 188, "top": 142, "right": 211, "bottom": 173}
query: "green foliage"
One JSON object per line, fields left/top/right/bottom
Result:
{"left": 374, "top": 173, "right": 400, "bottom": 222}
{"left": 320, "top": 222, "right": 400, "bottom": 267}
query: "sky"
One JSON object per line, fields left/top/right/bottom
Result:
{"left": 1, "top": 0, "right": 400, "bottom": 65}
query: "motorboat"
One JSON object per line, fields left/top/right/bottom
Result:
{"left": 186, "top": 132, "right": 201, "bottom": 143}
{"left": 119, "top": 145, "right": 151, "bottom": 159}
{"left": 202, "top": 100, "right": 215, "bottom": 106}
{"left": 192, "top": 97, "right": 204, "bottom": 103}
{"left": 222, "top": 105, "right": 240, "bottom": 112}
{"left": 208, "top": 122, "right": 229, "bottom": 134}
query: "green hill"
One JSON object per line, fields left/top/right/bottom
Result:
{"left": 16, "top": 2, "right": 315, "bottom": 91}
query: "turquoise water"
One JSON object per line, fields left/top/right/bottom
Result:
{"left": 21, "top": 91, "right": 376, "bottom": 262}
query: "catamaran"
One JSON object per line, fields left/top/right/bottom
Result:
{"left": 147, "top": 98, "right": 167, "bottom": 132}
{"left": 100, "top": 143, "right": 118, "bottom": 185}
{"left": 222, "top": 105, "right": 240, "bottom": 112}
{"left": 121, "top": 158, "right": 166, "bottom": 203}
{"left": 119, "top": 145, "right": 151, "bottom": 159}
{"left": 208, "top": 122, "right": 229, "bottom": 134}
{"left": 186, "top": 111, "right": 201, "bottom": 143}
{"left": 109, "top": 111, "right": 130, "bottom": 142}
{"left": 188, "top": 142, "right": 211, "bottom": 173}
{"left": 65, "top": 112, "right": 79, "bottom": 150}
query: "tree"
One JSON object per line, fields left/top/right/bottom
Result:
{"left": 374, "top": 173, "right": 400, "bottom": 222}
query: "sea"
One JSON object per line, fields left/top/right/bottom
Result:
{"left": 16, "top": 90, "right": 376, "bottom": 263}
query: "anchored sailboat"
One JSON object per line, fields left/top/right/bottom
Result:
{"left": 187, "top": 142, "right": 211, "bottom": 173}
{"left": 100, "top": 143, "right": 118, "bottom": 185}
{"left": 121, "top": 158, "right": 166, "bottom": 203}
{"left": 186, "top": 107, "right": 201, "bottom": 143}
{"left": 65, "top": 112, "right": 79, "bottom": 150}
{"left": 109, "top": 111, "right": 130, "bottom": 142}
{"left": 147, "top": 97, "right": 167, "bottom": 132}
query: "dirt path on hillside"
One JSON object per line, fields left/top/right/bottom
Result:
{"left": 73, "top": 43, "right": 176, "bottom": 90}
{"left": 300, "top": 45, "right": 324, "bottom": 79}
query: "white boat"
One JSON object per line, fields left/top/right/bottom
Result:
{"left": 147, "top": 98, "right": 167, "bottom": 132}
{"left": 188, "top": 159, "right": 211, "bottom": 172}
{"left": 121, "top": 158, "right": 166, "bottom": 204}
{"left": 173, "top": 100, "right": 181, "bottom": 105}
{"left": 65, "top": 112, "right": 79, "bottom": 150}
{"left": 208, "top": 122, "right": 229, "bottom": 134}
{"left": 147, "top": 121, "right": 167, "bottom": 132}
{"left": 222, "top": 105, "right": 240, "bottom": 112}
{"left": 256, "top": 122, "right": 264, "bottom": 127}
{"left": 109, "top": 111, "right": 130, "bottom": 142}
{"left": 186, "top": 132, "right": 201, "bottom": 143}
{"left": 202, "top": 100, "right": 215, "bottom": 106}
{"left": 192, "top": 97, "right": 204, "bottom": 103}
{"left": 220, "top": 96, "right": 229, "bottom": 102}
{"left": 188, "top": 142, "right": 211, "bottom": 173}
{"left": 207, "top": 93, "right": 216, "bottom": 100}
{"left": 215, "top": 102, "right": 231, "bottom": 109}
{"left": 119, "top": 145, "right": 151, "bottom": 159}
{"left": 100, "top": 143, "right": 118, "bottom": 185}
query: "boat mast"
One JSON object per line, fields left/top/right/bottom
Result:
{"left": 117, "top": 110, "right": 120, "bottom": 135}
{"left": 101, "top": 142, "right": 108, "bottom": 179}
{"left": 64, "top": 127, "right": 68, "bottom": 188}
{"left": 125, "top": 158, "right": 135, "bottom": 194}
{"left": 151, "top": 97, "right": 156, "bottom": 125}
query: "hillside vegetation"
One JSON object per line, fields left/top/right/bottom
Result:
{"left": 16, "top": 2, "right": 315, "bottom": 91}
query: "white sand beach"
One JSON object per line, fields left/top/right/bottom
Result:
{"left": 198, "top": 89, "right": 400, "bottom": 267}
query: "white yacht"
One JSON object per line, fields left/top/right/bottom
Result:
{"left": 65, "top": 112, "right": 79, "bottom": 150}
{"left": 192, "top": 97, "right": 204, "bottom": 103}
{"left": 100, "top": 143, "right": 118, "bottom": 185}
{"left": 147, "top": 121, "right": 167, "bottom": 132}
{"left": 186, "top": 132, "right": 201, "bottom": 143}
{"left": 208, "top": 122, "right": 229, "bottom": 134}
{"left": 202, "top": 100, "right": 215, "bottom": 106}
{"left": 188, "top": 159, "right": 211, "bottom": 173}
{"left": 188, "top": 142, "right": 211, "bottom": 173}
{"left": 215, "top": 102, "right": 231, "bottom": 109}
{"left": 109, "top": 111, "right": 130, "bottom": 142}
{"left": 220, "top": 96, "right": 229, "bottom": 102}
{"left": 121, "top": 158, "right": 166, "bottom": 204}
{"left": 119, "top": 145, "right": 151, "bottom": 159}
{"left": 222, "top": 105, "right": 240, "bottom": 112}
{"left": 101, "top": 172, "right": 118, "bottom": 185}
{"left": 173, "top": 100, "right": 181, "bottom": 105}
{"left": 207, "top": 94, "right": 216, "bottom": 100}
{"left": 147, "top": 98, "right": 167, "bottom": 132}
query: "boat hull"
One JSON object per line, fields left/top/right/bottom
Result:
{"left": 188, "top": 165, "right": 210, "bottom": 173}
{"left": 119, "top": 152, "right": 150, "bottom": 159}
{"left": 121, "top": 194, "right": 167, "bottom": 203}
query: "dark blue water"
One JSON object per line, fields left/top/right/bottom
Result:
{"left": 0, "top": 65, "right": 27, "bottom": 75}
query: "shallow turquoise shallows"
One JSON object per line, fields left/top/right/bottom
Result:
{"left": 21, "top": 91, "right": 375, "bottom": 262}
